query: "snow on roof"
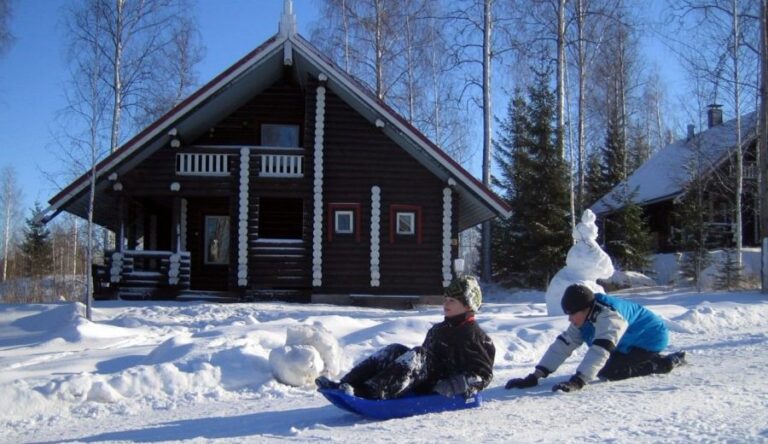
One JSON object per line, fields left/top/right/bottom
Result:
{"left": 591, "top": 111, "right": 758, "bottom": 215}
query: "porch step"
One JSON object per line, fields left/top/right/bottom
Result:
{"left": 244, "top": 288, "right": 310, "bottom": 303}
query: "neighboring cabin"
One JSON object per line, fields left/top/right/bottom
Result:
{"left": 40, "top": 7, "right": 510, "bottom": 304}
{"left": 591, "top": 105, "right": 759, "bottom": 254}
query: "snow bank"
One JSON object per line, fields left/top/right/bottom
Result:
{"left": 670, "top": 301, "right": 768, "bottom": 334}
{"left": 2, "top": 292, "right": 767, "bottom": 443}
{"left": 650, "top": 249, "right": 761, "bottom": 289}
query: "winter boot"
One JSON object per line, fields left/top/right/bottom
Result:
{"left": 667, "top": 351, "right": 687, "bottom": 368}
{"left": 315, "top": 376, "right": 341, "bottom": 390}
{"left": 656, "top": 351, "right": 687, "bottom": 373}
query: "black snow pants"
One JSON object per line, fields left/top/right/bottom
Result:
{"left": 340, "top": 344, "right": 432, "bottom": 400}
{"left": 597, "top": 347, "right": 674, "bottom": 381}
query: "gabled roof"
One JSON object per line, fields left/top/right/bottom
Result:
{"left": 43, "top": 28, "right": 510, "bottom": 231}
{"left": 591, "top": 111, "right": 758, "bottom": 215}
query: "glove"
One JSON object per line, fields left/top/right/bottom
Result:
{"left": 434, "top": 375, "right": 469, "bottom": 397}
{"left": 552, "top": 374, "right": 585, "bottom": 393}
{"left": 505, "top": 373, "right": 539, "bottom": 389}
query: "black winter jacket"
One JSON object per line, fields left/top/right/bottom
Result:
{"left": 421, "top": 312, "right": 496, "bottom": 390}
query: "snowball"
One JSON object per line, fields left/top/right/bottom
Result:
{"left": 269, "top": 345, "right": 324, "bottom": 387}
{"left": 285, "top": 324, "right": 342, "bottom": 376}
{"left": 545, "top": 210, "right": 614, "bottom": 315}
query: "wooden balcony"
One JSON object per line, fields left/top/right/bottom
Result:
{"left": 259, "top": 153, "right": 304, "bottom": 178}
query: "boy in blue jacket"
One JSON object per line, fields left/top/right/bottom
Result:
{"left": 505, "top": 284, "right": 686, "bottom": 392}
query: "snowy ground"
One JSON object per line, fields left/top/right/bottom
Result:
{"left": 1, "top": 286, "right": 767, "bottom": 443}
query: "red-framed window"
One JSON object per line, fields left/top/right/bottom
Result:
{"left": 389, "top": 204, "right": 422, "bottom": 244}
{"left": 328, "top": 203, "right": 362, "bottom": 242}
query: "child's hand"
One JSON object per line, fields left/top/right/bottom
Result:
{"left": 552, "top": 375, "right": 585, "bottom": 393}
{"left": 505, "top": 373, "right": 539, "bottom": 389}
{"left": 434, "top": 375, "right": 468, "bottom": 397}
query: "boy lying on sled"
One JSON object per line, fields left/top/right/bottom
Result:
{"left": 316, "top": 276, "right": 495, "bottom": 400}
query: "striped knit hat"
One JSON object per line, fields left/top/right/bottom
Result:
{"left": 445, "top": 276, "right": 482, "bottom": 312}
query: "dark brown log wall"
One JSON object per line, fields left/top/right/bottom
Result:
{"left": 314, "top": 81, "right": 455, "bottom": 296}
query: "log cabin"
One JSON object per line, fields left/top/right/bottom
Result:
{"left": 591, "top": 105, "right": 759, "bottom": 253}
{"left": 40, "top": 2, "right": 511, "bottom": 305}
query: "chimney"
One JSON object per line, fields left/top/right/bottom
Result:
{"left": 707, "top": 104, "right": 723, "bottom": 128}
{"left": 687, "top": 124, "right": 695, "bottom": 140}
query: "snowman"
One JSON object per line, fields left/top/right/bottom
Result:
{"left": 544, "top": 209, "right": 614, "bottom": 316}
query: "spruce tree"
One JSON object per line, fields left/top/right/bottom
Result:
{"left": 491, "top": 94, "right": 526, "bottom": 285}
{"left": 713, "top": 249, "right": 743, "bottom": 290}
{"left": 584, "top": 150, "right": 612, "bottom": 208}
{"left": 492, "top": 68, "right": 570, "bottom": 288}
{"left": 602, "top": 109, "right": 627, "bottom": 185}
{"left": 604, "top": 186, "right": 652, "bottom": 272}
{"left": 675, "top": 181, "right": 711, "bottom": 289}
{"left": 19, "top": 203, "right": 52, "bottom": 278}
{"left": 583, "top": 108, "right": 627, "bottom": 238}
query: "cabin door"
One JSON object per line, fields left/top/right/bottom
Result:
{"left": 188, "top": 198, "right": 231, "bottom": 291}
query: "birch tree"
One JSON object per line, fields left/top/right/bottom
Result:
{"left": 666, "top": 0, "right": 762, "bottom": 270}
{"left": 59, "top": 0, "right": 110, "bottom": 319}
{"left": 732, "top": 0, "right": 744, "bottom": 268}
{"left": 759, "top": 0, "right": 768, "bottom": 293}
{"left": 441, "top": 0, "right": 522, "bottom": 281}
{"left": 0, "top": 166, "right": 21, "bottom": 282}
{"left": 72, "top": 0, "right": 204, "bottom": 154}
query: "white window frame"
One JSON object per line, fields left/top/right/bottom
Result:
{"left": 396, "top": 212, "right": 416, "bottom": 235}
{"left": 335, "top": 210, "right": 354, "bottom": 234}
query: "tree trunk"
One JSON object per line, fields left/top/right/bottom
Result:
{"left": 759, "top": 0, "right": 768, "bottom": 291}
{"left": 110, "top": 0, "right": 124, "bottom": 155}
{"left": 557, "top": 0, "right": 566, "bottom": 161}
{"left": 732, "top": 0, "right": 743, "bottom": 268}
{"left": 374, "top": 0, "right": 384, "bottom": 100}
{"left": 2, "top": 193, "right": 10, "bottom": 281}
{"left": 576, "top": 0, "right": 586, "bottom": 220}
{"left": 481, "top": 0, "right": 493, "bottom": 282}
{"left": 559, "top": 0, "right": 577, "bottom": 231}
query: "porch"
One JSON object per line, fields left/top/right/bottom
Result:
{"left": 94, "top": 250, "right": 191, "bottom": 300}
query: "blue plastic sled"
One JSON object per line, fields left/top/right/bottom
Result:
{"left": 319, "top": 388, "right": 482, "bottom": 420}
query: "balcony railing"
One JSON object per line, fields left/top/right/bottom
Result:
{"left": 176, "top": 153, "right": 230, "bottom": 176}
{"left": 259, "top": 154, "right": 304, "bottom": 178}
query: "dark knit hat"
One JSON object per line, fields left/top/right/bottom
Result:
{"left": 445, "top": 276, "right": 482, "bottom": 312}
{"left": 561, "top": 284, "right": 595, "bottom": 314}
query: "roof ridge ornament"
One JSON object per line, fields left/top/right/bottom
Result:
{"left": 279, "top": 0, "right": 297, "bottom": 38}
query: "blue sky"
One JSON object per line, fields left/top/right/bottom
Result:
{"left": 0, "top": 0, "right": 321, "bottom": 216}
{"left": 0, "top": 0, "right": 686, "bottom": 220}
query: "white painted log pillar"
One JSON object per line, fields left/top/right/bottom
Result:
{"left": 237, "top": 147, "right": 250, "bottom": 287}
{"left": 312, "top": 75, "right": 327, "bottom": 287}
{"left": 442, "top": 187, "right": 454, "bottom": 287}
{"left": 370, "top": 186, "right": 381, "bottom": 287}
